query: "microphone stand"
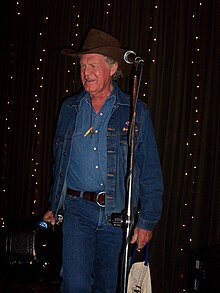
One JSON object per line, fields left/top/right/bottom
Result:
{"left": 122, "top": 57, "right": 144, "bottom": 293}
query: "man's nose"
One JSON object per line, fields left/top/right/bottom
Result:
{"left": 84, "top": 66, "right": 91, "bottom": 75}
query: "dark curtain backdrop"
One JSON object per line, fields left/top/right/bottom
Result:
{"left": 1, "top": 0, "right": 219, "bottom": 292}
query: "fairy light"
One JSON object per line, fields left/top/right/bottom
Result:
{"left": 106, "top": 3, "right": 111, "bottom": 15}
{"left": 142, "top": 3, "right": 159, "bottom": 101}
{"left": 29, "top": 12, "right": 51, "bottom": 216}
{"left": 179, "top": 2, "right": 204, "bottom": 291}
{"left": 1, "top": 218, "right": 5, "bottom": 228}
{"left": 1, "top": 40, "right": 17, "bottom": 210}
{"left": 17, "top": 1, "right": 21, "bottom": 16}
{"left": 63, "top": 3, "right": 80, "bottom": 94}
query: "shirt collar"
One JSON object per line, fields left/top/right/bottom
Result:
{"left": 80, "top": 83, "right": 117, "bottom": 106}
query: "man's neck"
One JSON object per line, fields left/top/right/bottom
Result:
{"left": 90, "top": 84, "right": 113, "bottom": 113}
{"left": 90, "top": 96, "right": 107, "bottom": 113}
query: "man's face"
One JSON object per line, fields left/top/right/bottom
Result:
{"left": 80, "top": 54, "right": 117, "bottom": 97}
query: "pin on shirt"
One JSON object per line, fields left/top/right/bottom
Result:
{"left": 84, "top": 126, "right": 95, "bottom": 138}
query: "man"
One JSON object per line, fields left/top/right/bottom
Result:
{"left": 43, "top": 29, "right": 163, "bottom": 293}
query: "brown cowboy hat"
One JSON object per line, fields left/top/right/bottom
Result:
{"left": 61, "top": 29, "right": 132, "bottom": 76}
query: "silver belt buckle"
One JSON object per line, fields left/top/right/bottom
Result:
{"left": 96, "top": 191, "right": 105, "bottom": 207}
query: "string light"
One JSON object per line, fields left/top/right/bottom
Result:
{"left": 179, "top": 2, "right": 204, "bottom": 290}
{"left": 142, "top": 3, "right": 159, "bottom": 100}
{"left": 1, "top": 37, "right": 16, "bottom": 209}
{"left": 28, "top": 9, "right": 51, "bottom": 215}
{"left": 104, "top": 2, "right": 111, "bottom": 15}
{"left": 64, "top": 3, "right": 80, "bottom": 93}
{"left": 1, "top": 218, "right": 5, "bottom": 228}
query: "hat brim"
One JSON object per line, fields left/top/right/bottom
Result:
{"left": 61, "top": 46, "right": 132, "bottom": 76}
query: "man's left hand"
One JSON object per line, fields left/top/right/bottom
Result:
{"left": 130, "top": 227, "right": 153, "bottom": 249}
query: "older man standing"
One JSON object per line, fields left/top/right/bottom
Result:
{"left": 43, "top": 29, "right": 163, "bottom": 293}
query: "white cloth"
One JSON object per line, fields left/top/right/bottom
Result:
{"left": 127, "top": 262, "right": 152, "bottom": 293}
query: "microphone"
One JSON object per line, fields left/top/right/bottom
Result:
{"left": 124, "top": 50, "right": 136, "bottom": 64}
{"left": 124, "top": 50, "right": 144, "bottom": 64}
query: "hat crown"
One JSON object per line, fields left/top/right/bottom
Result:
{"left": 82, "top": 29, "right": 121, "bottom": 50}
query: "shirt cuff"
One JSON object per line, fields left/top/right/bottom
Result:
{"left": 137, "top": 216, "right": 157, "bottom": 231}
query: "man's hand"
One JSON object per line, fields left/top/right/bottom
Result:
{"left": 43, "top": 210, "right": 56, "bottom": 226}
{"left": 130, "top": 227, "right": 153, "bottom": 249}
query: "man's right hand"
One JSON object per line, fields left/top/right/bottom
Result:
{"left": 43, "top": 210, "right": 56, "bottom": 225}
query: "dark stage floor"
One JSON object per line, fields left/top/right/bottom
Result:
{"left": 0, "top": 263, "right": 61, "bottom": 293}
{"left": 0, "top": 280, "right": 60, "bottom": 293}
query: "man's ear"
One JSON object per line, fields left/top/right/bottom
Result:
{"left": 110, "top": 62, "right": 118, "bottom": 77}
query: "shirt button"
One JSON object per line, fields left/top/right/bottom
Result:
{"left": 95, "top": 130, "right": 98, "bottom": 133}
{"left": 100, "top": 112, "right": 103, "bottom": 116}
{"left": 95, "top": 166, "right": 99, "bottom": 169}
{"left": 93, "top": 147, "right": 97, "bottom": 151}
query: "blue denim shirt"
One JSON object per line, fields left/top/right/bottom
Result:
{"left": 49, "top": 82, "right": 163, "bottom": 231}
{"left": 67, "top": 92, "right": 115, "bottom": 192}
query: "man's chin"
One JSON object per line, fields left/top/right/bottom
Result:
{"left": 84, "top": 84, "right": 97, "bottom": 93}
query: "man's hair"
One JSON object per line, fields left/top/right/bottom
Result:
{"left": 104, "top": 56, "right": 124, "bottom": 80}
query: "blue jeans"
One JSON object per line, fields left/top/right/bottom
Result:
{"left": 61, "top": 195, "right": 124, "bottom": 293}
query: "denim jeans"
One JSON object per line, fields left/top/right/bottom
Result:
{"left": 61, "top": 195, "right": 124, "bottom": 293}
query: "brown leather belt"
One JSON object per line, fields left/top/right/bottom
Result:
{"left": 67, "top": 188, "right": 105, "bottom": 207}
